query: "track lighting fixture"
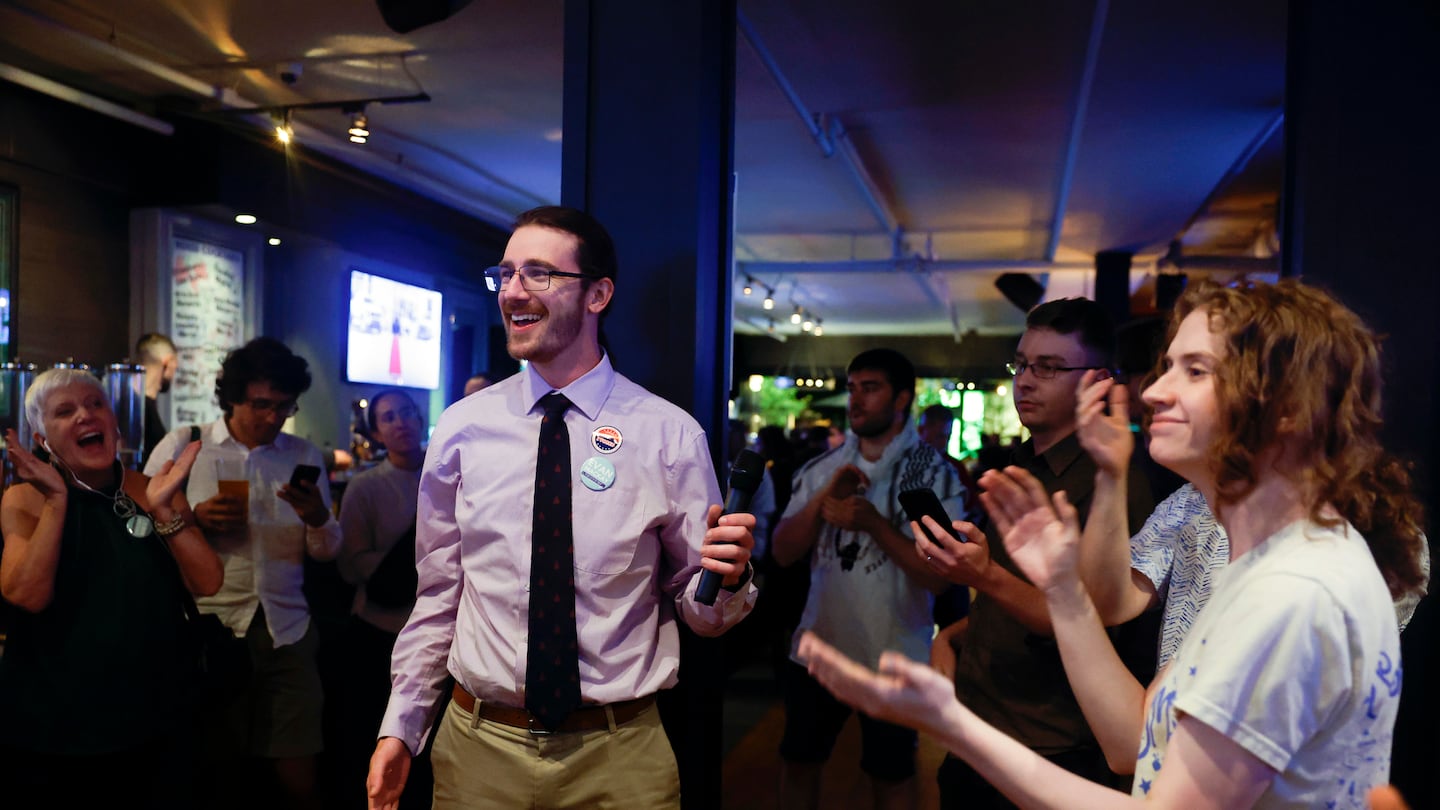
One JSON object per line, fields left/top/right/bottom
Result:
{"left": 348, "top": 110, "right": 370, "bottom": 144}
{"left": 273, "top": 110, "right": 293, "bottom": 145}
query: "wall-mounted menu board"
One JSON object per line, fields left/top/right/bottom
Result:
{"left": 170, "top": 236, "right": 245, "bottom": 427}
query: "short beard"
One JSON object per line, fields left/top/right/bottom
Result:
{"left": 850, "top": 413, "right": 896, "bottom": 439}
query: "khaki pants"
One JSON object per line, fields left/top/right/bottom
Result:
{"left": 431, "top": 696, "right": 681, "bottom": 810}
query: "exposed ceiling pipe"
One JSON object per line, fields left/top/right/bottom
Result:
{"left": 0, "top": 62, "right": 173, "bottom": 135}
{"left": 737, "top": 11, "right": 902, "bottom": 241}
{"left": 827, "top": 116, "right": 902, "bottom": 239}
{"left": 1158, "top": 255, "right": 1279, "bottom": 274}
{"left": 735, "top": 317, "right": 788, "bottom": 342}
{"left": 736, "top": 11, "right": 833, "bottom": 156}
{"left": 738, "top": 11, "right": 931, "bottom": 327}
{"left": 1045, "top": 0, "right": 1109, "bottom": 261}
{"left": 1176, "top": 111, "right": 1285, "bottom": 240}
{"left": 0, "top": 3, "right": 246, "bottom": 107}
{"left": 1, "top": 3, "right": 523, "bottom": 228}
{"left": 739, "top": 258, "right": 1095, "bottom": 275}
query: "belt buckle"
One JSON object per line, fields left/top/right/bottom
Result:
{"left": 526, "top": 714, "right": 555, "bottom": 736}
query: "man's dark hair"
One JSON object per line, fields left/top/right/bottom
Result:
{"left": 847, "top": 348, "right": 917, "bottom": 407}
{"left": 135, "top": 332, "right": 176, "bottom": 363}
{"left": 513, "top": 206, "right": 618, "bottom": 283}
{"left": 215, "top": 337, "right": 312, "bottom": 415}
{"left": 920, "top": 403, "right": 953, "bottom": 424}
{"left": 367, "top": 387, "right": 420, "bottom": 434}
{"left": 1025, "top": 298, "right": 1117, "bottom": 366}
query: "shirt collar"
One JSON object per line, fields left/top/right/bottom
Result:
{"left": 208, "top": 417, "right": 242, "bottom": 448}
{"left": 208, "top": 416, "right": 290, "bottom": 452}
{"left": 1015, "top": 430, "right": 1083, "bottom": 477}
{"left": 520, "top": 352, "right": 616, "bottom": 421}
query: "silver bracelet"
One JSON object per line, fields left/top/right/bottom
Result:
{"left": 153, "top": 514, "right": 187, "bottom": 538}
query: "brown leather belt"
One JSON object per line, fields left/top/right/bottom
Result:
{"left": 451, "top": 683, "right": 654, "bottom": 734}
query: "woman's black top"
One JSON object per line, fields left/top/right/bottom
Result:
{"left": 0, "top": 474, "right": 189, "bottom": 754}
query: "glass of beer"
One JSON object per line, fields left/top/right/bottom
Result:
{"left": 215, "top": 456, "right": 249, "bottom": 509}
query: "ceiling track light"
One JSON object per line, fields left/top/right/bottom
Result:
{"left": 741, "top": 274, "right": 754, "bottom": 296}
{"left": 346, "top": 105, "right": 370, "bottom": 144}
{"left": 790, "top": 305, "right": 803, "bottom": 325}
{"left": 233, "top": 92, "right": 429, "bottom": 149}
{"left": 272, "top": 110, "right": 293, "bottom": 145}
{"left": 762, "top": 289, "right": 775, "bottom": 310}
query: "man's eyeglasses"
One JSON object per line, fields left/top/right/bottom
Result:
{"left": 245, "top": 397, "right": 300, "bottom": 417}
{"left": 483, "top": 265, "right": 598, "bottom": 293}
{"left": 1006, "top": 360, "right": 1107, "bottom": 380}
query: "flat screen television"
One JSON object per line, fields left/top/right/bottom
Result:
{"left": 346, "top": 269, "right": 444, "bottom": 389}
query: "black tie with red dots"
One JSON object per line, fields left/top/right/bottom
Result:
{"left": 525, "top": 391, "right": 581, "bottom": 731}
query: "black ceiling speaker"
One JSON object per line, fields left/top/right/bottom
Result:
{"left": 1155, "top": 273, "right": 1188, "bottom": 312}
{"left": 995, "top": 273, "right": 1046, "bottom": 313}
{"left": 376, "top": 0, "right": 475, "bottom": 33}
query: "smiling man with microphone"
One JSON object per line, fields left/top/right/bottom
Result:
{"left": 367, "top": 206, "right": 758, "bottom": 810}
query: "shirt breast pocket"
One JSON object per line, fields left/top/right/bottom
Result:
{"left": 570, "top": 478, "right": 653, "bottom": 575}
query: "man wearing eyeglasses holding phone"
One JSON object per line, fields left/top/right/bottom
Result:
{"left": 927, "top": 298, "right": 1155, "bottom": 809}
{"left": 146, "top": 336, "right": 341, "bottom": 809}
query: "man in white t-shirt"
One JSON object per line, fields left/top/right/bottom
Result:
{"left": 772, "top": 348, "right": 966, "bottom": 810}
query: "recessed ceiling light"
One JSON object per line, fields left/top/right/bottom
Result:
{"left": 235, "top": 214, "right": 257, "bottom": 225}
{"left": 267, "top": 237, "right": 282, "bottom": 246}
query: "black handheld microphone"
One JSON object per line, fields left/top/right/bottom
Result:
{"left": 696, "top": 449, "right": 765, "bottom": 605}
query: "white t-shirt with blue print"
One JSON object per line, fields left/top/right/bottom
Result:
{"left": 1132, "top": 519, "right": 1401, "bottom": 808}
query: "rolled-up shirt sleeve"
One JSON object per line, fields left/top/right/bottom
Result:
{"left": 665, "top": 432, "right": 758, "bottom": 636}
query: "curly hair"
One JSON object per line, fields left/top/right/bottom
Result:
{"left": 1165, "top": 279, "right": 1426, "bottom": 599}
{"left": 214, "top": 337, "right": 312, "bottom": 416}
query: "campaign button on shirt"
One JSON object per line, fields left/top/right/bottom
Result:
{"left": 592, "top": 426, "right": 623, "bottom": 454}
{"left": 580, "top": 456, "right": 617, "bottom": 491}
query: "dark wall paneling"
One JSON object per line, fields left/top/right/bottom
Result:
{"left": 0, "top": 81, "right": 172, "bottom": 365}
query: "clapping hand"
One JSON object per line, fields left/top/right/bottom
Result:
{"left": 144, "top": 440, "right": 200, "bottom": 513}
{"left": 978, "top": 467, "right": 1081, "bottom": 595}
{"left": 1075, "top": 370, "right": 1132, "bottom": 477}
{"left": 3, "top": 429, "right": 65, "bottom": 498}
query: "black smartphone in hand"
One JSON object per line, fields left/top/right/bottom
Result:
{"left": 899, "top": 488, "right": 963, "bottom": 544}
{"left": 289, "top": 464, "right": 322, "bottom": 489}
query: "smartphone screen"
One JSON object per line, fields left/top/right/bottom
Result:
{"left": 898, "top": 488, "right": 962, "bottom": 544}
{"left": 289, "top": 464, "right": 322, "bottom": 489}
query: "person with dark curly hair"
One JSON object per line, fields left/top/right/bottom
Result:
{"left": 145, "top": 336, "right": 341, "bottom": 809}
{"left": 799, "top": 279, "right": 1427, "bottom": 809}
